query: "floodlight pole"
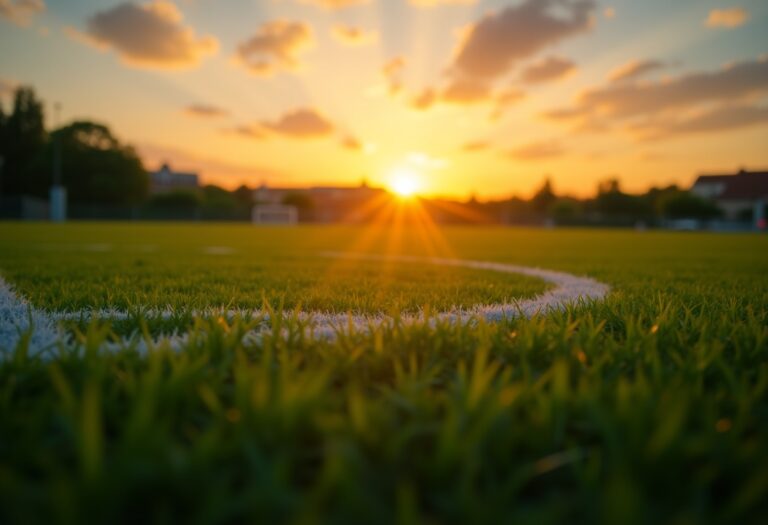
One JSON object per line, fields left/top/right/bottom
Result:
{"left": 50, "top": 102, "right": 66, "bottom": 222}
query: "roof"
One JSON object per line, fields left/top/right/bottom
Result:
{"left": 693, "top": 170, "right": 768, "bottom": 200}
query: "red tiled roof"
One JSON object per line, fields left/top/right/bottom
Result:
{"left": 694, "top": 171, "right": 768, "bottom": 200}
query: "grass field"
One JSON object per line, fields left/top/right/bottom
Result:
{"left": 1, "top": 222, "right": 767, "bottom": 524}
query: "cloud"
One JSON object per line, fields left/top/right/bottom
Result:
{"left": 508, "top": 140, "right": 565, "bottom": 161}
{"left": 297, "top": 0, "right": 369, "bottom": 9}
{"left": 382, "top": 56, "right": 406, "bottom": 95}
{"left": 261, "top": 108, "right": 335, "bottom": 138}
{"left": 0, "top": 0, "right": 45, "bottom": 27}
{"left": 411, "top": 88, "right": 437, "bottom": 110}
{"left": 549, "top": 56, "right": 768, "bottom": 121}
{"left": 706, "top": 8, "right": 749, "bottom": 28}
{"left": 633, "top": 104, "right": 768, "bottom": 140}
{"left": 71, "top": 1, "right": 218, "bottom": 70}
{"left": 341, "top": 136, "right": 362, "bottom": 151}
{"left": 234, "top": 20, "right": 313, "bottom": 76}
{"left": 449, "top": 0, "right": 594, "bottom": 81}
{"left": 409, "top": 0, "right": 477, "bottom": 6}
{"left": 442, "top": 77, "right": 492, "bottom": 104}
{"left": 331, "top": 25, "right": 377, "bottom": 46}
{"left": 603, "top": 6, "right": 615, "bottom": 19}
{"left": 462, "top": 140, "right": 489, "bottom": 152}
{"left": 608, "top": 59, "right": 666, "bottom": 82}
{"left": 490, "top": 88, "right": 526, "bottom": 119}
{"left": 224, "top": 125, "right": 268, "bottom": 140}
{"left": 184, "top": 104, "right": 229, "bottom": 118}
{"left": 547, "top": 56, "right": 768, "bottom": 138}
{"left": 520, "top": 56, "right": 576, "bottom": 84}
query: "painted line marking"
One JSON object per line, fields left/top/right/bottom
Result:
{"left": 1, "top": 253, "right": 610, "bottom": 357}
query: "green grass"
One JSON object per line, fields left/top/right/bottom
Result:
{"left": 1, "top": 222, "right": 767, "bottom": 525}
{"left": 0, "top": 223, "right": 547, "bottom": 315}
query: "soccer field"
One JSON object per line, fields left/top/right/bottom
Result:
{"left": 1, "top": 223, "right": 767, "bottom": 524}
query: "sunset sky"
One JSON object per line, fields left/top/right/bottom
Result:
{"left": 1, "top": 0, "right": 767, "bottom": 198}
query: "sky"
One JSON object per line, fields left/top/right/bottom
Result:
{"left": 0, "top": 0, "right": 767, "bottom": 199}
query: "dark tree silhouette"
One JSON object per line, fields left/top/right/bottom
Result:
{"left": 531, "top": 178, "right": 556, "bottom": 213}
{"left": 0, "top": 87, "right": 47, "bottom": 196}
{"left": 34, "top": 121, "right": 149, "bottom": 205}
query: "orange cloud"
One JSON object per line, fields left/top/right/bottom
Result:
{"left": 261, "top": 108, "right": 335, "bottom": 138}
{"left": 548, "top": 56, "right": 768, "bottom": 138}
{"left": 449, "top": 0, "right": 594, "bottom": 81}
{"left": 706, "top": 8, "right": 749, "bottom": 28}
{"left": 234, "top": 20, "right": 313, "bottom": 76}
{"left": 70, "top": 1, "right": 217, "bottom": 70}
{"left": 508, "top": 140, "right": 565, "bottom": 161}
{"left": 442, "top": 77, "right": 492, "bottom": 104}
{"left": 409, "top": 0, "right": 477, "bottom": 6}
{"left": 520, "top": 56, "right": 576, "bottom": 84}
{"left": 382, "top": 56, "right": 406, "bottom": 95}
{"left": 184, "top": 104, "right": 229, "bottom": 118}
{"left": 632, "top": 104, "right": 768, "bottom": 140}
{"left": 0, "top": 0, "right": 45, "bottom": 27}
{"left": 462, "top": 140, "right": 489, "bottom": 153}
{"left": 341, "top": 136, "right": 362, "bottom": 151}
{"left": 608, "top": 59, "right": 666, "bottom": 82}
{"left": 297, "top": 0, "right": 369, "bottom": 9}
{"left": 331, "top": 25, "right": 377, "bottom": 46}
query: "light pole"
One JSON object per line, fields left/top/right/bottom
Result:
{"left": 49, "top": 102, "right": 66, "bottom": 222}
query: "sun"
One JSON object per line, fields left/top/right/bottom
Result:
{"left": 389, "top": 168, "right": 421, "bottom": 198}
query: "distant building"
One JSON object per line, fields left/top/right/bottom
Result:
{"left": 253, "top": 182, "right": 387, "bottom": 223}
{"left": 252, "top": 204, "right": 298, "bottom": 225}
{"left": 150, "top": 163, "right": 200, "bottom": 195}
{"left": 691, "top": 169, "right": 768, "bottom": 221}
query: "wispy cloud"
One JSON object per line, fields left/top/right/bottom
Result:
{"left": 297, "top": 0, "right": 369, "bottom": 9}
{"left": 547, "top": 56, "right": 768, "bottom": 138}
{"left": 448, "top": 0, "right": 594, "bottom": 82}
{"left": 520, "top": 56, "right": 576, "bottom": 84}
{"left": 608, "top": 59, "right": 667, "bottom": 82}
{"left": 706, "top": 8, "right": 749, "bottom": 28}
{"left": 507, "top": 140, "right": 565, "bottom": 161}
{"left": 331, "top": 25, "right": 377, "bottom": 46}
{"left": 0, "top": 0, "right": 45, "bottom": 27}
{"left": 68, "top": 1, "right": 218, "bottom": 70}
{"left": 234, "top": 20, "right": 313, "bottom": 76}
{"left": 184, "top": 104, "right": 229, "bottom": 118}
{"left": 261, "top": 108, "right": 335, "bottom": 138}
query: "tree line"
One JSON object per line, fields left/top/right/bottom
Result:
{"left": 0, "top": 86, "right": 253, "bottom": 214}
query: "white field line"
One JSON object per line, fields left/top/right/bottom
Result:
{"left": 0, "top": 253, "right": 610, "bottom": 357}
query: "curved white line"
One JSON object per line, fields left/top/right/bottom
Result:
{"left": 1, "top": 253, "right": 610, "bottom": 357}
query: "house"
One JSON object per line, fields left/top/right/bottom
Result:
{"left": 150, "top": 163, "right": 200, "bottom": 195}
{"left": 691, "top": 169, "right": 768, "bottom": 222}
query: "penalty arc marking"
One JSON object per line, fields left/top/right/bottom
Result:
{"left": 0, "top": 252, "right": 610, "bottom": 357}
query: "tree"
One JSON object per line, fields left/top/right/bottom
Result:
{"left": 201, "top": 185, "right": 237, "bottom": 211}
{"left": 147, "top": 190, "right": 201, "bottom": 210}
{"left": 593, "top": 178, "right": 651, "bottom": 219}
{"left": 531, "top": 178, "right": 556, "bottom": 213}
{"left": 658, "top": 191, "right": 721, "bottom": 220}
{"left": 34, "top": 121, "right": 149, "bottom": 204}
{"left": 0, "top": 87, "right": 46, "bottom": 196}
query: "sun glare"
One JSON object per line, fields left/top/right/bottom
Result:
{"left": 389, "top": 169, "right": 421, "bottom": 198}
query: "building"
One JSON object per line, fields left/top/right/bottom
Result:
{"left": 252, "top": 204, "right": 298, "bottom": 225}
{"left": 150, "top": 163, "right": 200, "bottom": 195}
{"left": 691, "top": 169, "right": 768, "bottom": 221}
{"left": 253, "top": 182, "right": 388, "bottom": 223}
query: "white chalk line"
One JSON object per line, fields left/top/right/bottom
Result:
{"left": 0, "top": 252, "right": 610, "bottom": 357}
